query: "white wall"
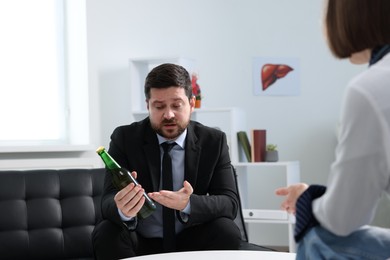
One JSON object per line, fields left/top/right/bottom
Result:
{"left": 86, "top": 0, "right": 370, "bottom": 247}
{"left": 87, "top": 0, "right": 365, "bottom": 183}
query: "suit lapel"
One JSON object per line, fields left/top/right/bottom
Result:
{"left": 143, "top": 123, "right": 161, "bottom": 192}
{"left": 184, "top": 123, "right": 201, "bottom": 186}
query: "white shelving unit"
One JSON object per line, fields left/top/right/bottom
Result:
{"left": 190, "top": 107, "right": 246, "bottom": 164}
{"left": 235, "top": 162, "right": 300, "bottom": 252}
{"left": 129, "top": 57, "right": 300, "bottom": 252}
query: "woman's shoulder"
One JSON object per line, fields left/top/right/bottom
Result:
{"left": 348, "top": 56, "right": 390, "bottom": 97}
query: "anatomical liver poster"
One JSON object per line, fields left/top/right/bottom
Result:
{"left": 252, "top": 57, "right": 300, "bottom": 96}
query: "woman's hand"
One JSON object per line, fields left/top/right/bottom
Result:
{"left": 275, "top": 183, "right": 309, "bottom": 214}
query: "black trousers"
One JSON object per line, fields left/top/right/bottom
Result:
{"left": 92, "top": 217, "right": 242, "bottom": 260}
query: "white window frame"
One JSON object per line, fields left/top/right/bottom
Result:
{"left": 0, "top": 0, "right": 90, "bottom": 153}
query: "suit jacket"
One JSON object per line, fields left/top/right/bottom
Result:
{"left": 101, "top": 117, "right": 239, "bottom": 229}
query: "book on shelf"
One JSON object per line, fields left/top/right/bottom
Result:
{"left": 251, "top": 129, "right": 267, "bottom": 162}
{"left": 237, "top": 131, "right": 251, "bottom": 162}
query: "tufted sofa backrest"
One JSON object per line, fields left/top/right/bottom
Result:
{"left": 0, "top": 168, "right": 105, "bottom": 260}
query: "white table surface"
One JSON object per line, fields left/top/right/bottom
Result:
{"left": 125, "top": 250, "right": 296, "bottom": 260}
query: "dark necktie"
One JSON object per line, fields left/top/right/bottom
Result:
{"left": 161, "top": 142, "right": 176, "bottom": 252}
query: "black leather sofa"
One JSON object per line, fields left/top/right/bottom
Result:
{"left": 0, "top": 167, "right": 271, "bottom": 259}
{"left": 0, "top": 168, "right": 105, "bottom": 260}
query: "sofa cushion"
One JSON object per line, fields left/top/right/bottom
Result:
{"left": 0, "top": 168, "right": 105, "bottom": 260}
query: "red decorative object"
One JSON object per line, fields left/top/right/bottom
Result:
{"left": 261, "top": 64, "right": 293, "bottom": 90}
{"left": 191, "top": 73, "right": 202, "bottom": 108}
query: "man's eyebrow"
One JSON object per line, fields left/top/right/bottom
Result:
{"left": 152, "top": 98, "right": 184, "bottom": 103}
{"left": 151, "top": 100, "right": 164, "bottom": 104}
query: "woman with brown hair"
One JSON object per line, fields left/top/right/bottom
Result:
{"left": 276, "top": 0, "right": 390, "bottom": 258}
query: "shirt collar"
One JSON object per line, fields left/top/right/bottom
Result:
{"left": 369, "top": 45, "right": 390, "bottom": 66}
{"left": 157, "top": 129, "right": 187, "bottom": 149}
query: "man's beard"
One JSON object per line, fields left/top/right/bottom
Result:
{"left": 151, "top": 118, "right": 189, "bottom": 140}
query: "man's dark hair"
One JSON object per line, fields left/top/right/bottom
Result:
{"left": 144, "top": 63, "right": 192, "bottom": 100}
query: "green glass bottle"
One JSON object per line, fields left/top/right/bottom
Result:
{"left": 96, "top": 146, "right": 156, "bottom": 219}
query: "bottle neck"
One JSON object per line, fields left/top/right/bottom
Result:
{"left": 99, "top": 151, "right": 120, "bottom": 170}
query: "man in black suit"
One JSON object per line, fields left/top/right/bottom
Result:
{"left": 92, "top": 63, "right": 241, "bottom": 259}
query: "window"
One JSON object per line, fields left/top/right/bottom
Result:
{"left": 0, "top": 0, "right": 89, "bottom": 151}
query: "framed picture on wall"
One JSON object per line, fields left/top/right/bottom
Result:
{"left": 252, "top": 57, "right": 300, "bottom": 96}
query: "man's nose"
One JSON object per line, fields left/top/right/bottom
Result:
{"left": 163, "top": 109, "right": 174, "bottom": 119}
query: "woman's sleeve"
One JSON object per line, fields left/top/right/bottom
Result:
{"left": 294, "top": 185, "right": 327, "bottom": 242}
{"left": 312, "top": 86, "right": 389, "bottom": 236}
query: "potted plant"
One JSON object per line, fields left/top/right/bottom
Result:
{"left": 265, "top": 144, "right": 279, "bottom": 162}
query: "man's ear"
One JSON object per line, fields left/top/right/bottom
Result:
{"left": 146, "top": 99, "right": 149, "bottom": 110}
{"left": 189, "top": 96, "right": 196, "bottom": 111}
